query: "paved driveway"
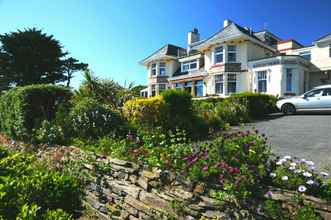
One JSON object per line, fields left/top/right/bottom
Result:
{"left": 244, "top": 113, "right": 331, "bottom": 171}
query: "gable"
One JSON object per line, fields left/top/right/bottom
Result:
{"left": 139, "top": 44, "right": 185, "bottom": 65}
{"left": 191, "top": 23, "right": 244, "bottom": 50}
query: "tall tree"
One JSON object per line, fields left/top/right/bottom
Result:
{"left": 0, "top": 28, "right": 83, "bottom": 89}
{"left": 63, "top": 57, "right": 88, "bottom": 87}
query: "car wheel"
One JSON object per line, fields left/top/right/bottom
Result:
{"left": 282, "top": 103, "right": 296, "bottom": 115}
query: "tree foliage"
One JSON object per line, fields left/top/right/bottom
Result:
{"left": 0, "top": 28, "right": 86, "bottom": 90}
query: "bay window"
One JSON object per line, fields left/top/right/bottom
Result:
{"left": 227, "top": 45, "right": 236, "bottom": 62}
{"left": 159, "top": 84, "right": 166, "bottom": 93}
{"left": 215, "top": 74, "right": 224, "bottom": 94}
{"left": 257, "top": 71, "right": 267, "bottom": 93}
{"left": 159, "top": 63, "right": 166, "bottom": 76}
{"left": 195, "top": 80, "right": 203, "bottom": 97}
{"left": 227, "top": 73, "right": 236, "bottom": 93}
{"left": 151, "top": 84, "right": 156, "bottom": 96}
{"left": 151, "top": 63, "right": 157, "bottom": 76}
{"left": 214, "top": 46, "right": 224, "bottom": 64}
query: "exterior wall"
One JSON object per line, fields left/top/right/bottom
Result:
{"left": 292, "top": 43, "right": 331, "bottom": 71}
{"left": 247, "top": 42, "right": 274, "bottom": 62}
{"left": 249, "top": 57, "right": 309, "bottom": 97}
{"left": 146, "top": 59, "right": 179, "bottom": 97}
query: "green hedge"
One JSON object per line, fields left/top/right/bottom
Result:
{"left": 0, "top": 85, "right": 72, "bottom": 140}
{"left": 228, "top": 92, "right": 277, "bottom": 118}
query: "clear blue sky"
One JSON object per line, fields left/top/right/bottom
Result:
{"left": 0, "top": 0, "right": 330, "bottom": 88}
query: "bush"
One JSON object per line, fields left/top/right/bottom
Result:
{"left": 161, "top": 89, "right": 193, "bottom": 132}
{"left": 34, "top": 120, "right": 64, "bottom": 145}
{"left": 0, "top": 84, "right": 72, "bottom": 141}
{"left": 123, "top": 96, "right": 166, "bottom": 129}
{"left": 0, "top": 147, "right": 83, "bottom": 219}
{"left": 192, "top": 100, "right": 223, "bottom": 132}
{"left": 70, "top": 97, "right": 125, "bottom": 139}
{"left": 215, "top": 98, "right": 249, "bottom": 125}
{"left": 181, "top": 130, "right": 271, "bottom": 199}
{"left": 43, "top": 209, "right": 73, "bottom": 220}
{"left": 228, "top": 92, "right": 277, "bottom": 118}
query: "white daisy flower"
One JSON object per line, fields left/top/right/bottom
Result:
{"left": 289, "top": 166, "right": 296, "bottom": 171}
{"left": 306, "top": 180, "right": 314, "bottom": 185}
{"left": 309, "top": 166, "right": 316, "bottom": 171}
{"left": 320, "top": 172, "right": 329, "bottom": 177}
{"left": 303, "top": 172, "right": 312, "bottom": 177}
{"left": 269, "top": 172, "right": 276, "bottom": 178}
{"left": 306, "top": 161, "right": 314, "bottom": 166}
{"left": 298, "top": 185, "right": 307, "bottom": 192}
{"left": 281, "top": 176, "right": 288, "bottom": 181}
{"left": 290, "top": 162, "right": 297, "bottom": 167}
{"left": 300, "top": 158, "right": 307, "bottom": 163}
{"left": 283, "top": 155, "right": 291, "bottom": 160}
{"left": 294, "top": 169, "right": 302, "bottom": 174}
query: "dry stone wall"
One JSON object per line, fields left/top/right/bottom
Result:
{"left": 83, "top": 157, "right": 331, "bottom": 220}
{"left": 83, "top": 157, "right": 239, "bottom": 220}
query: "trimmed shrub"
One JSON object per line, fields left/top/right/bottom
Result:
{"left": 70, "top": 97, "right": 125, "bottom": 139}
{"left": 0, "top": 84, "right": 72, "bottom": 141}
{"left": 215, "top": 98, "right": 249, "bottom": 125}
{"left": 228, "top": 92, "right": 277, "bottom": 118}
{"left": 161, "top": 89, "right": 196, "bottom": 134}
{"left": 123, "top": 96, "right": 166, "bottom": 129}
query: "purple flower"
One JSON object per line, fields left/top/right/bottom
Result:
{"left": 203, "top": 150, "right": 209, "bottom": 160}
{"left": 265, "top": 191, "right": 273, "bottom": 198}
{"left": 202, "top": 165, "right": 209, "bottom": 172}
{"left": 184, "top": 154, "right": 199, "bottom": 166}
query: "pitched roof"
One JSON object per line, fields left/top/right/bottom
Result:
{"left": 191, "top": 22, "right": 276, "bottom": 51}
{"left": 315, "top": 33, "right": 331, "bottom": 43}
{"left": 139, "top": 44, "right": 186, "bottom": 65}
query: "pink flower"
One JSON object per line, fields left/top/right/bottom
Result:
{"left": 202, "top": 165, "right": 209, "bottom": 172}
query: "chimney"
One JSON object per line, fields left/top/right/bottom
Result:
{"left": 187, "top": 28, "right": 200, "bottom": 45}
{"left": 223, "top": 19, "right": 232, "bottom": 28}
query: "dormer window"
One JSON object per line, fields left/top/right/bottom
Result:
{"left": 227, "top": 45, "right": 236, "bottom": 63}
{"left": 151, "top": 63, "right": 157, "bottom": 76}
{"left": 159, "top": 63, "right": 166, "bottom": 76}
{"left": 181, "top": 60, "right": 198, "bottom": 72}
{"left": 214, "top": 46, "right": 224, "bottom": 64}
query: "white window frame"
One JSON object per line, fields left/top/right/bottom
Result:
{"left": 227, "top": 45, "right": 237, "bottom": 63}
{"left": 158, "top": 83, "right": 167, "bottom": 93}
{"left": 181, "top": 59, "right": 198, "bottom": 72}
{"left": 215, "top": 74, "right": 224, "bottom": 94}
{"left": 213, "top": 46, "right": 224, "bottom": 64}
{"left": 151, "top": 84, "right": 156, "bottom": 96}
{"left": 159, "top": 62, "right": 166, "bottom": 76}
{"left": 286, "top": 68, "right": 293, "bottom": 92}
{"left": 151, "top": 63, "right": 157, "bottom": 76}
{"left": 227, "top": 73, "right": 237, "bottom": 93}
{"left": 257, "top": 71, "right": 267, "bottom": 93}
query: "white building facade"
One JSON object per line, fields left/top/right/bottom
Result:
{"left": 140, "top": 20, "right": 331, "bottom": 98}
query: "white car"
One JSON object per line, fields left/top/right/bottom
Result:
{"left": 276, "top": 85, "right": 331, "bottom": 114}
